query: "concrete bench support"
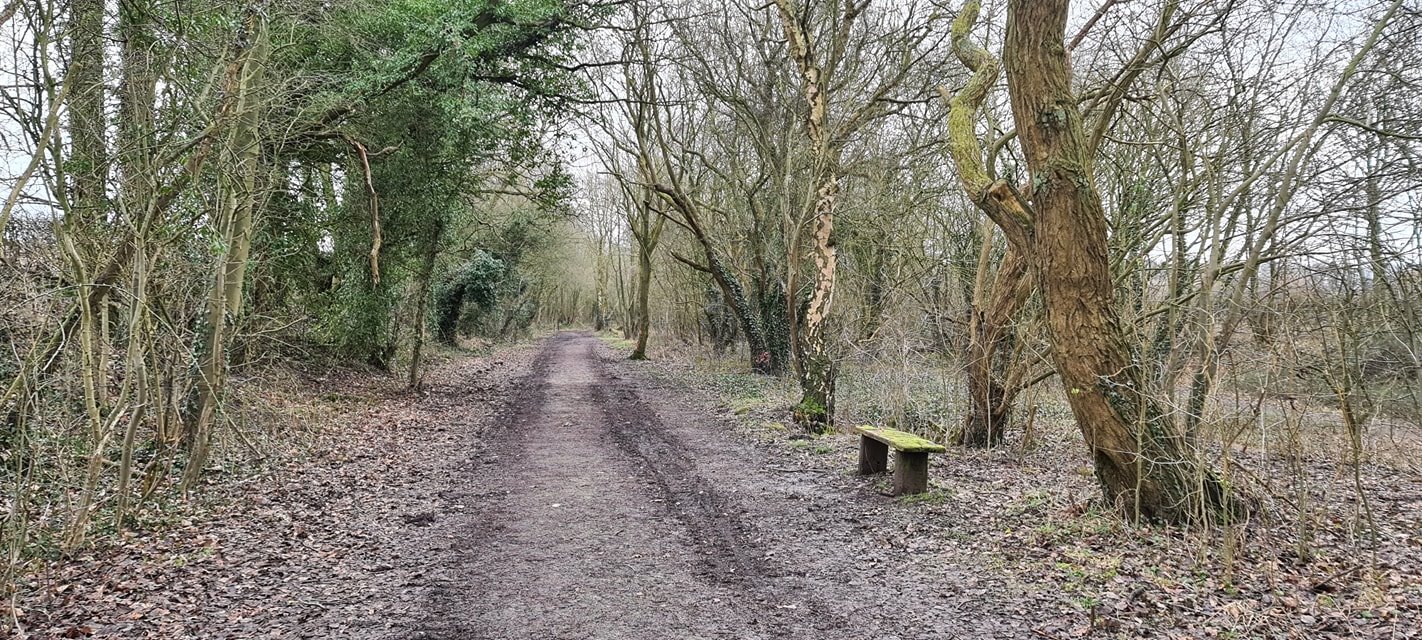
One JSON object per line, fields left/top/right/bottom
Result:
{"left": 893, "top": 450, "right": 930, "bottom": 495}
{"left": 852, "top": 425, "right": 945, "bottom": 496}
{"left": 858, "top": 435, "right": 889, "bottom": 474}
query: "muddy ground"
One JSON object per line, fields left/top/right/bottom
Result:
{"left": 18, "top": 331, "right": 1419, "bottom": 639}
{"left": 357, "top": 331, "right": 1029, "bottom": 639}
{"left": 19, "top": 332, "right": 1033, "bottom": 638}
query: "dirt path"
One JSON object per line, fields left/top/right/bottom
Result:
{"left": 19, "top": 331, "right": 1025, "bottom": 638}
{"left": 366, "top": 332, "right": 1019, "bottom": 639}
{"left": 23, "top": 331, "right": 1417, "bottom": 638}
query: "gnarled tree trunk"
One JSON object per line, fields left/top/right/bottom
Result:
{"left": 1001, "top": 0, "right": 1241, "bottom": 523}
{"left": 941, "top": 1, "right": 1034, "bottom": 447}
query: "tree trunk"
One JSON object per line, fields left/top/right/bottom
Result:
{"left": 959, "top": 245, "right": 1031, "bottom": 447}
{"left": 63, "top": 0, "right": 110, "bottom": 437}
{"left": 594, "top": 234, "right": 609, "bottom": 331}
{"left": 409, "top": 221, "right": 442, "bottom": 388}
{"left": 114, "top": 0, "right": 158, "bottom": 529}
{"left": 710, "top": 255, "right": 773, "bottom": 373}
{"left": 750, "top": 208, "right": 791, "bottom": 375}
{"left": 757, "top": 277, "right": 792, "bottom": 376}
{"left": 66, "top": 0, "right": 106, "bottom": 225}
{"left": 616, "top": 247, "right": 633, "bottom": 339}
{"left": 859, "top": 245, "right": 889, "bottom": 343}
{"left": 184, "top": 10, "right": 270, "bottom": 490}
{"left": 941, "top": 1, "right": 1035, "bottom": 447}
{"left": 794, "top": 175, "right": 838, "bottom": 432}
{"left": 772, "top": 0, "right": 847, "bottom": 432}
{"left": 630, "top": 238, "right": 654, "bottom": 360}
{"left": 117, "top": 0, "right": 155, "bottom": 225}
{"left": 1002, "top": 0, "right": 1241, "bottom": 523}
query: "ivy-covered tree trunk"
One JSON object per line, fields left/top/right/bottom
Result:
{"left": 185, "top": 9, "right": 270, "bottom": 490}
{"left": 66, "top": 0, "right": 106, "bottom": 225}
{"left": 703, "top": 285, "right": 738, "bottom": 354}
{"left": 757, "top": 277, "right": 792, "bottom": 376}
{"left": 859, "top": 245, "right": 889, "bottom": 343}
{"left": 749, "top": 209, "right": 791, "bottom": 375}
{"left": 708, "top": 256, "right": 774, "bottom": 374}
{"left": 409, "top": 220, "right": 443, "bottom": 388}
{"left": 1002, "top": 0, "right": 1241, "bottom": 522}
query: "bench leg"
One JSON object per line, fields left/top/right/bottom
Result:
{"left": 858, "top": 436, "right": 888, "bottom": 475}
{"left": 893, "top": 450, "right": 930, "bottom": 495}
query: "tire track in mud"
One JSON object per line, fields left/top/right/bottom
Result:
{"left": 408, "top": 337, "right": 561, "bottom": 639}
{"left": 387, "top": 332, "right": 1014, "bottom": 639}
{"left": 273, "top": 331, "right": 1014, "bottom": 639}
{"left": 592, "top": 375, "right": 767, "bottom": 585}
{"left": 590, "top": 346, "right": 846, "bottom": 636}
{"left": 414, "top": 332, "right": 813, "bottom": 639}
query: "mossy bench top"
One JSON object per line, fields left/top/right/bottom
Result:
{"left": 852, "top": 425, "right": 946, "bottom": 453}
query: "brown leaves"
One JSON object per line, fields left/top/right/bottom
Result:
{"left": 658, "top": 349, "right": 1422, "bottom": 639}
{"left": 7, "top": 347, "right": 538, "bottom": 638}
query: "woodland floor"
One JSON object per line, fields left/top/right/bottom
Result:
{"left": 12, "top": 331, "right": 1422, "bottom": 639}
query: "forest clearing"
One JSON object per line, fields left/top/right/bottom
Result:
{"left": 2, "top": 0, "right": 1421, "bottom": 637}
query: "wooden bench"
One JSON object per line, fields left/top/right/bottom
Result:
{"left": 852, "top": 425, "right": 945, "bottom": 495}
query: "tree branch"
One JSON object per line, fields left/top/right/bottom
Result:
{"left": 670, "top": 251, "right": 712, "bottom": 273}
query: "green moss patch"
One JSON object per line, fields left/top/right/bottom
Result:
{"left": 853, "top": 425, "right": 946, "bottom": 453}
